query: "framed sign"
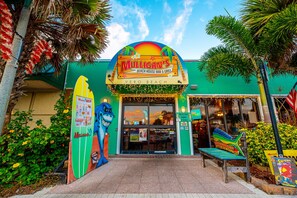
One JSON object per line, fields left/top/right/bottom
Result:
{"left": 177, "top": 112, "right": 191, "bottom": 122}
{"left": 139, "top": 128, "right": 147, "bottom": 141}
{"left": 272, "top": 157, "right": 297, "bottom": 188}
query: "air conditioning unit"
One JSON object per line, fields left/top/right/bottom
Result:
{"left": 190, "top": 84, "right": 198, "bottom": 90}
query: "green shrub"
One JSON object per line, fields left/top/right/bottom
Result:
{"left": 0, "top": 92, "right": 71, "bottom": 187}
{"left": 244, "top": 122, "right": 297, "bottom": 167}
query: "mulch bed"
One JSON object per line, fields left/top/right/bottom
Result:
{"left": 0, "top": 175, "right": 62, "bottom": 198}
{"left": 250, "top": 164, "right": 275, "bottom": 184}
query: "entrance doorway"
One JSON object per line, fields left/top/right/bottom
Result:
{"left": 121, "top": 97, "right": 176, "bottom": 154}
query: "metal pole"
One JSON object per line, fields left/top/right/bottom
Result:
{"left": 259, "top": 61, "right": 283, "bottom": 156}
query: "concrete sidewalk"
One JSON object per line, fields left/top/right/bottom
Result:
{"left": 11, "top": 156, "right": 296, "bottom": 198}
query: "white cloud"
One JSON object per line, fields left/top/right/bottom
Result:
{"left": 199, "top": 17, "right": 205, "bottom": 22}
{"left": 162, "top": 0, "right": 194, "bottom": 45}
{"left": 100, "top": 23, "right": 130, "bottom": 59}
{"left": 204, "top": 0, "right": 215, "bottom": 9}
{"left": 99, "top": 0, "right": 151, "bottom": 58}
{"left": 135, "top": 9, "right": 149, "bottom": 40}
{"left": 163, "top": 1, "right": 171, "bottom": 13}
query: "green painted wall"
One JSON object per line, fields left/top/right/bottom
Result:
{"left": 177, "top": 94, "right": 192, "bottom": 155}
{"left": 66, "top": 61, "right": 119, "bottom": 155}
{"left": 184, "top": 61, "right": 297, "bottom": 95}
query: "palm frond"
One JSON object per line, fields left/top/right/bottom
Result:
{"left": 206, "top": 15, "right": 256, "bottom": 58}
{"left": 265, "top": 3, "right": 297, "bottom": 43}
{"left": 200, "top": 46, "right": 254, "bottom": 82}
{"left": 241, "top": 0, "right": 297, "bottom": 36}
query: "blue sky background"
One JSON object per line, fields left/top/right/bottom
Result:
{"left": 100, "top": 0, "right": 243, "bottom": 60}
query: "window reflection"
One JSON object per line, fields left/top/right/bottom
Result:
{"left": 124, "top": 106, "right": 148, "bottom": 125}
{"left": 149, "top": 105, "right": 174, "bottom": 126}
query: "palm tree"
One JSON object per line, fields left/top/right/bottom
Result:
{"left": 0, "top": 0, "right": 111, "bottom": 134}
{"left": 199, "top": 15, "right": 271, "bottom": 122}
{"left": 241, "top": 0, "right": 297, "bottom": 74}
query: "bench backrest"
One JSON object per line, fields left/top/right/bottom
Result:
{"left": 213, "top": 128, "right": 247, "bottom": 156}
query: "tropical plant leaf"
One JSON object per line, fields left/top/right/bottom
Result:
{"left": 161, "top": 46, "right": 173, "bottom": 63}
{"left": 206, "top": 15, "right": 257, "bottom": 57}
{"left": 200, "top": 46, "right": 254, "bottom": 83}
{"left": 241, "top": 0, "right": 297, "bottom": 74}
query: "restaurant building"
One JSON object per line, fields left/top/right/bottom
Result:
{"left": 15, "top": 41, "right": 297, "bottom": 156}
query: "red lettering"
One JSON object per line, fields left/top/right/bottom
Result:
{"left": 165, "top": 60, "right": 170, "bottom": 67}
{"left": 152, "top": 62, "right": 156, "bottom": 69}
{"left": 157, "top": 62, "right": 163, "bottom": 68}
{"left": 122, "top": 61, "right": 131, "bottom": 70}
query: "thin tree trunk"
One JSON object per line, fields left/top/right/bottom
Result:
{"left": 0, "top": 6, "right": 31, "bottom": 135}
{"left": 258, "top": 80, "right": 271, "bottom": 123}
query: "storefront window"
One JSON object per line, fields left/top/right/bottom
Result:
{"left": 149, "top": 105, "right": 174, "bottom": 125}
{"left": 122, "top": 128, "right": 148, "bottom": 152}
{"left": 123, "top": 106, "right": 148, "bottom": 125}
{"left": 190, "top": 96, "right": 260, "bottom": 150}
{"left": 241, "top": 98, "right": 259, "bottom": 128}
{"left": 208, "top": 99, "right": 226, "bottom": 132}
{"left": 148, "top": 128, "right": 176, "bottom": 153}
{"left": 191, "top": 103, "right": 208, "bottom": 153}
{"left": 274, "top": 97, "right": 297, "bottom": 126}
{"left": 224, "top": 100, "right": 241, "bottom": 134}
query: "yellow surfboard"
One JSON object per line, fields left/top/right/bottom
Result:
{"left": 70, "top": 76, "right": 94, "bottom": 178}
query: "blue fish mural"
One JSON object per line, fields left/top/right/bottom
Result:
{"left": 94, "top": 102, "right": 114, "bottom": 168}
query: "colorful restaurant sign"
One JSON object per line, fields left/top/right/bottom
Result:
{"left": 106, "top": 41, "right": 188, "bottom": 85}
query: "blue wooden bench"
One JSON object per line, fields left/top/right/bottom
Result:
{"left": 198, "top": 132, "right": 250, "bottom": 183}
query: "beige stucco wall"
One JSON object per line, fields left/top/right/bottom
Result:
{"left": 13, "top": 91, "right": 62, "bottom": 127}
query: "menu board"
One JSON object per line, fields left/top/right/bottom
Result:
{"left": 75, "top": 96, "right": 92, "bottom": 126}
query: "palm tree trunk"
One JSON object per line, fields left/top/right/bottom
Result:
{"left": 0, "top": 5, "right": 31, "bottom": 135}
{"left": 257, "top": 78, "right": 271, "bottom": 123}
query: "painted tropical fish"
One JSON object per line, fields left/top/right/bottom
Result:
{"left": 213, "top": 128, "right": 244, "bottom": 156}
{"left": 94, "top": 102, "right": 114, "bottom": 168}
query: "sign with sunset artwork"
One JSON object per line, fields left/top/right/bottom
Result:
{"left": 106, "top": 41, "right": 188, "bottom": 86}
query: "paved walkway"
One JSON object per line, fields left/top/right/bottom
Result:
{"left": 11, "top": 156, "right": 296, "bottom": 197}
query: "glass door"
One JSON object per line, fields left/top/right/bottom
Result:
{"left": 121, "top": 100, "right": 176, "bottom": 154}
{"left": 122, "top": 105, "right": 149, "bottom": 153}
{"left": 148, "top": 104, "right": 176, "bottom": 154}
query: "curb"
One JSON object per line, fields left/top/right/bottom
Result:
{"left": 251, "top": 176, "right": 297, "bottom": 195}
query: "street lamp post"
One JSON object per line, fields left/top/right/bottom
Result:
{"left": 259, "top": 61, "right": 283, "bottom": 156}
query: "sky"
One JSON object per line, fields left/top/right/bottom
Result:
{"left": 99, "top": 0, "right": 243, "bottom": 60}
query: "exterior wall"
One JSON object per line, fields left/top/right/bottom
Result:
{"left": 177, "top": 94, "right": 192, "bottom": 155}
{"left": 65, "top": 60, "right": 297, "bottom": 156}
{"left": 184, "top": 61, "right": 297, "bottom": 95}
{"left": 13, "top": 91, "right": 61, "bottom": 127}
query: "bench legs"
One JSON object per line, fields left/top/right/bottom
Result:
{"left": 200, "top": 153, "right": 249, "bottom": 184}
{"left": 202, "top": 154, "right": 206, "bottom": 168}
{"left": 223, "top": 160, "right": 228, "bottom": 183}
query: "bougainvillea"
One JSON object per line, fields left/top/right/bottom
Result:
{"left": 0, "top": 0, "right": 13, "bottom": 61}
{"left": 25, "top": 39, "right": 53, "bottom": 74}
